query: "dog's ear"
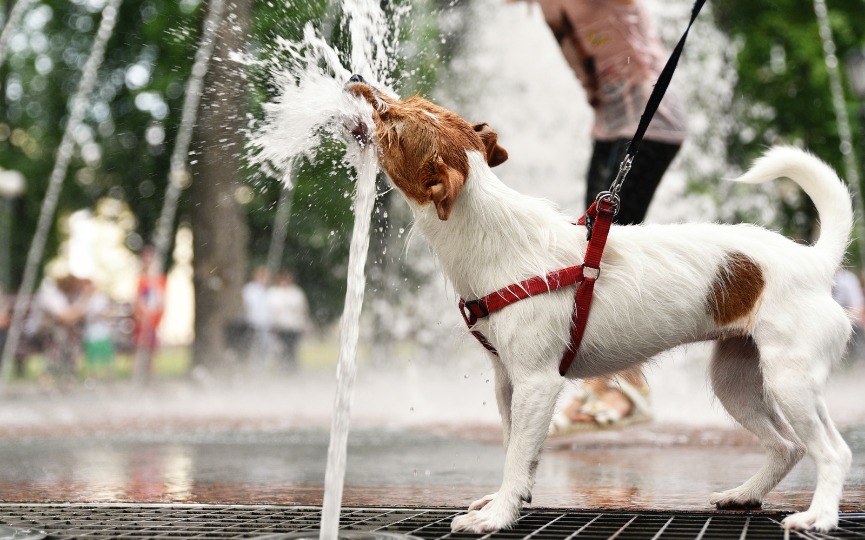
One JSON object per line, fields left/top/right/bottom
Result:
{"left": 473, "top": 123, "right": 509, "bottom": 167}
{"left": 424, "top": 155, "right": 466, "bottom": 221}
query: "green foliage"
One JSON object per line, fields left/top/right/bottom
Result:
{"left": 713, "top": 0, "right": 865, "bottom": 242}
{"left": 0, "top": 0, "right": 202, "bottom": 286}
{"left": 0, "top": 0, "right": 455, "bottom": 326}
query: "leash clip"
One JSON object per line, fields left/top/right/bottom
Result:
{"left": 606, "top": 153, "right": 633, "bottom": 204}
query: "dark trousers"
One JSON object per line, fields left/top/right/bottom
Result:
{"left": 585, "top": 139, "right": 681, "bottom": 225}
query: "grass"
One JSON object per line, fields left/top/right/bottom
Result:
{"left": 17, "top": 346, "right": 191, "bottom": 382}
{"left": 11, "top": 337, "right": 419, "bottom": 384}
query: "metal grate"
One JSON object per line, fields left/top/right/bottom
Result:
{"left": 0, "top": 505, "right": 862, "bottom": 540}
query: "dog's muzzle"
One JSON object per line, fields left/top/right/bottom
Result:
{"left": 344, "top": 74, "right": 372, "bottom": 145}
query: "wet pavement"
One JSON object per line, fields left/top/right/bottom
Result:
{"left": 0, "top": 424, "right": 863, "bottom": 515}
{"left": 0, "top": 347, "right": 863, "bottom": 518}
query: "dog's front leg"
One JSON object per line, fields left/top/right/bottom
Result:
{"left": 468, "top": 359, "right": 514, "bottom": 512}
{"left": 494, "top": 359, "right": 514, "bottom": 449}
{"left": 453, "top": 371, "right": 563, "bottom": 533}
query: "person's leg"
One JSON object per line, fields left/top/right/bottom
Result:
{"left": 613, "top": 140, "right": 681, "bottom": 225}
{"left": 584, "top": 140, "right": 621, "bottom": 209}
{"left": 279, "top": 330, "right": 300, "bottom": 370}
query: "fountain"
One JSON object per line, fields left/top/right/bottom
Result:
{"left": 0, "top": 0, "right": 124, "bottom": 385}
{"left": 248, "top": 3, "right": 416, "bottom": 539}
{"left": 0, "top": 0, "right": 34, "bottom": 67}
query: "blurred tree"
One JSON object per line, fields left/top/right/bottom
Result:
{"left": 713, "top": 0, "right": 865, "bottom": 244}
{"left": 0, "top": 0, "right": 201, "bottom": 284}
{"left": 187, "top": 0, "right": 251, "bottom": 370}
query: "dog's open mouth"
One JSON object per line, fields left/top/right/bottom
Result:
{"left": 343, "top": 74, "right": 377, "bottom": 146}
{"left": 344, "top": 115, "right": 371, "bottom": 146}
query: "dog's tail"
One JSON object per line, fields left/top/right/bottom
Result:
{"left": 733, "top": 146, "right": 852, "bottom": 267}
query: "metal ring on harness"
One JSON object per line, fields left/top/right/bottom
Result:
{"left": 594, "top": 190, "right": 621, "bottom": 217}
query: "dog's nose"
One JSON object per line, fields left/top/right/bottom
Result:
{"left": 348, "top": 74, "right": 366, "bottom": 84}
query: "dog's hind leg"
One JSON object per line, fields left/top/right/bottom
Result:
{"left": 452, "top": 370, "right": 563, "bottom": 533}
{"left": 708, "top": 336, "right": 805, "bottom": 509}
{"left": 756, "top": 311, "right": 852, "bottom": 532}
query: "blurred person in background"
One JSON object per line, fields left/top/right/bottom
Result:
{"left": 0, "top": 289, "right": 10, "bottom": 369}
{"left": 33, "top": 265, "right": 87, "bottom": 384}
{"left": 81, "top": 279, "right": 116, "bottom": 379}
{"left": 242, "top": 266, "right": 271, "bottom": 365}
{"left": 133, "top": 246, "right": 166, "bottom": 384}
{"left": 267, "top": 271, "right": 309, "bottom": 370}
{"left": 0, "top": 288, "right": 26, "bottom": 377}
{"left": 527, "top": 0, "right": 687, "bottom": 434}
{"left": 833, "top": 268, "right": 865, "bottom": 359}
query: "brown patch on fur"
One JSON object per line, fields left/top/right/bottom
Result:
{"left": 346, "top": 82, "right": 507, "bottom": 220}
{"left": 707, "top": 252, "right": 765, "bottom": 326}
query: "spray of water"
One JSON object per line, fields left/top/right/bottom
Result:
{"left": 247, "top": 3, "right": 400, "bottom": 538}
{"left": 1, "top": 0, "right": 123, "bottom": 386}
{"left": 319, "top": 147, "right": 378, "bottom": 540}
{"left": 0, "top": 0, "right": 35, "bottom": 67}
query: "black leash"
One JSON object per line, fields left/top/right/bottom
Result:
{"left": 599, "top": 0, "right": 707, "bottom": 210}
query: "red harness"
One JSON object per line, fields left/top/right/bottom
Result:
{"left": 458, "top": 0, "right": 704, "bottom": 375}
{"left": 459, "top": 196, "right": 616, "bottom": 376}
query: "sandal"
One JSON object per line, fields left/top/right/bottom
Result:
{"left": 548, "top": 378, "right": 653, "bottom": 436}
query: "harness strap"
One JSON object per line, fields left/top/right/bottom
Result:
{"left": 459, "top": 197, "right": 615, "bottom": 374}
{"left": 558, "top": 196, "right": 615, "bottom": 375}
{"left": 459, "top": 265, "right": 587, "bottom": 356}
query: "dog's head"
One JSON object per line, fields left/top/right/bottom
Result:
{"left": 345, "top": 74, "right": 508, "bottom": 220}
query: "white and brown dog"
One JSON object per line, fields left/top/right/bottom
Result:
{"left": 344, "top": 75, "right": 853, "bottom": 533}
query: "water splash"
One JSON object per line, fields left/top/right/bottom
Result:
{"left": 319, "top": 147, "right": 378, "bottom": 540}
{"left": 249, "top": 21, "right": 390, "bottom": 184}
{"left": 246, "top": 4, "right": 400, "bottom": 539}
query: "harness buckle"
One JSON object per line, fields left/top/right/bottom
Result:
{"left": 584, "top": 214, "right": 594, "bottom": 240}
{"left": 582, "top": 265, "right": 600, "bottom": 280}
{"left": 462, "top": 299, "right": 489, "bottom": 325}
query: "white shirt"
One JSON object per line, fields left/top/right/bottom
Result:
{"left": 267, "top": 284, "right": 309, "bottom": 332}
{"left": 242, "top": 281, "right": 271, "bottom": 329}
{"left": 84, "top": 292, "right": 113, "bottom": 341}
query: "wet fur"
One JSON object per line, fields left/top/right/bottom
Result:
{"left": 346, "top": 81, "right": 853, "bottom": 533}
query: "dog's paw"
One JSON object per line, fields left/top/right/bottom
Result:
{"left": 709, "top": 489, "right": 762, "bottom": 510}
{"left": 782, "top": 510, "right": 839, "bottom": 532}
{"left": 451, "top": 499, "right": 519, "bottom": 533}
{"left": 468, "top": 492, "right": 497, "bottom": 511}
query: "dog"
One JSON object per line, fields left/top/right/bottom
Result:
{"left": 344, "top": 74, "right": 853, "bottom": 533}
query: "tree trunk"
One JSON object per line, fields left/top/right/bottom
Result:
{"left": 187, "top": 0, "right": 251, "bottom": 370}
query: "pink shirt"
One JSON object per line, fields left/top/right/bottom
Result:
{"left": 534, "top": 0, "right": 687, "bottom": 144}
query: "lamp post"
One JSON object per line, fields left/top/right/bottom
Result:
{"left": 0, "top": 168, "right": 25, "bottom": 292}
